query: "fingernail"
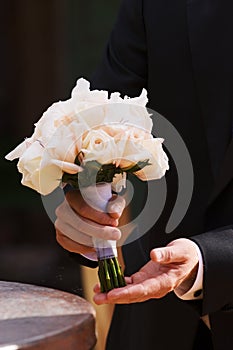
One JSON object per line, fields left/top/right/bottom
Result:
{"left": 155, "top": 250, "right": 163, "bottom": 261}
{"left": 112, "top": 230, "right": 121, "bottom": 240}
{"left": 110, "top": 203, "right": 122, "bottom": 214}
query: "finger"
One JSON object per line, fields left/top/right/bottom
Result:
{"left": 150, "top": 239, "right": 198, "bottom": 265}
{"left": 150, "top": 246, "right": 187, "bottom": 264}
{"left": 66, "top": 190, "right": 118, "bottom": 226}
{"left": 93, "top": 275, "right": 132, "bottom": 295}
{"left": 107, "top": 195, "right": 126, "bottom": 219}
{"left": 97, "top": 283, "right": 144, "bottom": 304}
{"left": 56, "top": 200, "right": 121, "bottom": 241}
{"left": 100, "top": 276, "right": 171, "bottom": 304}
{"left": 55, "top": 218, "right": 93, "bottom": 247}
{"left": 56, "top": 230, "right": 96, "bottom": 255}
{"left": 93, "top": 284, "right": 101, "bottom": 293}
{"left": 93, "top": 275, "right": 133, "bottom": 303}
{"left": 94, "top": 284, "right": 146, "bottom": 304}
{"left": 93, "top": 289, "right": 153, "bottom": 305}
{"left": 93, "top": 292, "right": 110, "bottom": 305}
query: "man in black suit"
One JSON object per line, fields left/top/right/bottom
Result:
{"left": 55, "top": 0, "right": 233, "bottom": 349}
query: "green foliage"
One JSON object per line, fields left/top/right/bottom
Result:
{"left": 62, "top": 159, "right": 151, "bottom": 189}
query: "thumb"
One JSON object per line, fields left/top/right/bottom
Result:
{"left": 150, "top": 244, "right": 185, "bottom": 264}
{"left": 107, "top": 195, "right": 125, "bottom": 219}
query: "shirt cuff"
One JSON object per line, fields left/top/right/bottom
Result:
{"left": 174, "top": 241, "right": 204, "bottom": 300}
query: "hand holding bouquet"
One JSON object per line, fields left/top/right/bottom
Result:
{"left": 5, "top": 78, "right": 169, "bottom": 292}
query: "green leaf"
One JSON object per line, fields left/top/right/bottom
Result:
{"left": 123, "top": 159, "right": 151, "bottom": 173}
{"left": 62, "top": 159, "right": 151, "bottom": 189}
{"left": 62, "top": 172, "right": 80, "bottom": 188}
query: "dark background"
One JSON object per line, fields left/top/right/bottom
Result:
{"left": 0, "top": 0, "right": 120, "bottom": 295}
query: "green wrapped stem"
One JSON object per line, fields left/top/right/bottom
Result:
{"left": 97, "top": 257, "right": 126, "bottom": 292}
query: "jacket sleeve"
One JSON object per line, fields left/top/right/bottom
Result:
{"left": 90, "top": 0, "right": 147, "bottom": 96}
{"left": 191, "top": 225, "right": 233, "bottom": 316}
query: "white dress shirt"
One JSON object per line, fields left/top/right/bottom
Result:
{"left": 174, "top": 241, "right": 210, "bottom": 329}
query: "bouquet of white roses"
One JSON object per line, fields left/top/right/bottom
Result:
{"left": 5, "top": 78, "right": 169, "bottom": 292}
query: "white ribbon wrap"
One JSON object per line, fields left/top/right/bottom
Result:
{"left": 81, "top": 182, "right": 117, "bottom": 260}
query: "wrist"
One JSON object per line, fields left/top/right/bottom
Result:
{"left": 177, "top": 262, "right": 199, "bottom": 291}
{"left": 174, "top": 241, "right": 204, "bottom": 300}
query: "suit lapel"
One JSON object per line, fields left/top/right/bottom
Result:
{"left": 187, "top": 0, "right": 233, "bottom": 201}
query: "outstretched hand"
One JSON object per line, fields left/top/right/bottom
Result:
{"left": 93, "top": 238, "right": 199, "bottom": 304}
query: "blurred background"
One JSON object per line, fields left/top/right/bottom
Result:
{"left": 0, "top": 1, "right": 120, "bottom": 347}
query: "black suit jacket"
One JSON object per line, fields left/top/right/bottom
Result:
{"left": 84, "top": 0, "right": 233, "bottom": 349}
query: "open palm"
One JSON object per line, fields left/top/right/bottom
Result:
{"left": 94, "top": 238, "right": 199, "bottom": 304}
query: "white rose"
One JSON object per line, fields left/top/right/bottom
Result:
{"left": 99, "top": 124, "right": 151, "bottom": 142}
{"left": 5, "top": 137, "right": 34, "bottom": 161}
{"left": 33, "top": 98, "right": 78, "bottom": 145}
{"left": 16, "top": 141, "right": 61, "bottom": 195}
{"left": 124, "top": 125, "right": 152, "bottom": 142}
{"left": 115, "top": 138, "right": 153, "bottom": 169}
{"left": 71, "top": 79, "right": 110, "bottom": 130}
{"left": 71, "top": 78, "right": 109, "bottom": 112}
{"left": 82, "top": 129, "right": 117, "bottom": 164}
{"left": 8, "top": 134, "right": 82, "bottom": 195}
{"left": 72, "top": 78, "right": 149, "bottom": 110}
{"left": 6, "top": 98, "right": 84, "bottom": 162}
{"left": 134, "top": 138, "right": 169, "bottom": 180}
{"left": 45, "top": 121, "right": 85, "bottom": 164}
{"left": 71, "top": 78, "right": 153, "bottom": 132}
{"left": 106, "top": 88, "right": 152, "bottom": 131}
{"left": 99, "top": 102, "right": 152, "bottom": 133}
{"left": 5, "top": 77, "right": 168, "bottom": 196}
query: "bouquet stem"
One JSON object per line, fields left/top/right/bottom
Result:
{"left": 81, "top": 182, "right": 126, "bottom": 292}
{"left": 98, "top": 257, "right": 126, "bottom": 293}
